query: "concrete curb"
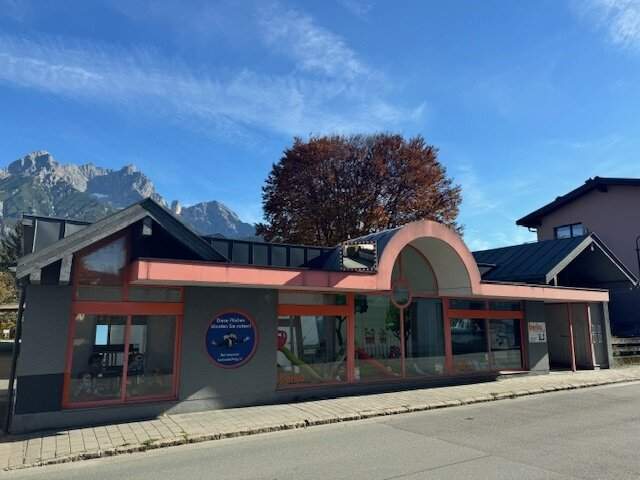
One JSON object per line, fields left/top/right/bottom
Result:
{"left": 6, "top": 374, "right": 640, "bottom": 471}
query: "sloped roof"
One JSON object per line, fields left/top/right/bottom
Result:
{"left": 473, "top": 234, "right": 637, "bottom": 286}
{"left": 17, "top": 198, "right": 226, "bottom": 279}
{"left": 517, "top": 176, "right": 640, "bottom": 227}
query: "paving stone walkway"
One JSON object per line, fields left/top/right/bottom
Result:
{"left": 2, "top": 366, "right": 640, "bottom": 471}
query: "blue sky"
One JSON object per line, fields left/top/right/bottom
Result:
{"left": 1, "top": 0, "right": 640, "bottom": 249}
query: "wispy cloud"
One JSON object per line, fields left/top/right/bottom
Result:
{"left": 0, "top": 4, "right": 423, "bottom": 139}
{"left": 579, "top": 0, "right": 640, "bottom": 49}
{"left": 544, "top": 133, "right": 623, "bottom": 151}
{"left": 455, "top": 163, "right": 499, "bottom": 215}
{"left": 258, "top": 3, "right": 368, "bottom": 80}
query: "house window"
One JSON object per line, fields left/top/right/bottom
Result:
{"left": 554, "top": 223, "right": 585, "bottom": 239}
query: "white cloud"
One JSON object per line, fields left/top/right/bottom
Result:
{"left": 257, "top": 3, "right": 368, "bottom": 80}
{"left": 580, "top": 0, "right": 640, "bottom": 49}
{"left": 0, "top": 27, "right": 423, "bottom": 138}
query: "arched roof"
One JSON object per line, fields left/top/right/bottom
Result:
{"left": 372, "top": 220, "right": 483, "bottom": 296}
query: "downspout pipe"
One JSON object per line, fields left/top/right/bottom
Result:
{"left": 5, "top": 282, "right": 26, "bottom": 434}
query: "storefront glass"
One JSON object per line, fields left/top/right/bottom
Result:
{"left": 404, "top": 299, "right": 446, "bottom": 376}
{"left": 69, "top": 314, "right": 127, "bottom": 403}
{"left": 489, "top": 319, "right": 522, "bottom": 369}
{"left": 451, "top": 318, "right": 489, "bottom": 372}
{"left": 67, "top": 313, "right": 178, "bottom": 405}
{"left": 126, "top": 315, "right": 177, "bottom": 398}
{"left": 354, "top": 295, "right": 402, "bottom": 381}
{"left": 277, "top": 315, "right": 347, "bottom": 386}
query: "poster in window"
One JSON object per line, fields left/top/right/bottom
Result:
{"left": 206, "top": 311, "right": 257, "bottom": 368}
{"left": 528, "top": 322, "right": 547, "bottom": 343}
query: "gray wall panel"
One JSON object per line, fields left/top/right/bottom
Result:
{"left": 524, "top": 301, "right": 550, "bottom": 372}
{"left": 17, "top": 285, "right": 72, "bottom": 376}
{"left": 179, "top": 287, "right": 278, "bottom": 407}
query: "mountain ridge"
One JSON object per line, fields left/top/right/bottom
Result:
{"left": 0, "top": 151, "right": 256, "bottom": 238}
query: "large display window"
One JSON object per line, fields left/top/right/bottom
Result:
{"left": 404, "top": 299, "right": 446, "bottom": 376}
{"left": 277, "top": 315, "right": 347, "bottom": 386}
{"left": 65, "top": 311, "right": 181, "bottom": 407}
{"left": 65, "top": 233, "right": 184, "bottom": 408}
{"left": 354, "top": 295, "right": 402, "bottom": 381}
{"left": 489, "top": 319, "right": 522, "bottom": 370}
{"left": 69, "top": 314, "right": 127, "bottom": 403}
{"left": 277, "top": 293, "right": 525, "bottom": 389}
{"left": 450, "top": 318, "right": 489, "bottom": 372}
{"left": 448, "top": 298, "right": 524, "bottom": 372}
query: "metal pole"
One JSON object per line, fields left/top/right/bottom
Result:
{"left": 567, "top": 303, "right": 577, "bottom": 372}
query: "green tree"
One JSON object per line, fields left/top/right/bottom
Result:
{"left": 0, "top": 223, "right": 23, "bottom": 333}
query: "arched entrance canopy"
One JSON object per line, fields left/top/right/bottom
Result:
{"left": 367, "top": 220, "right": 482, "bottom": 296}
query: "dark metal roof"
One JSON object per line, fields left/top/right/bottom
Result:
{"left": 473, "top": 234, "right": 638, "bottom": 286}
{"left": 473, "top": 236, "right": 587, "bottom": 283}
{"left": 22, "top": 214, "right": 90, "bottom": 255}
{"left": 203, "top": 236, "right": 335, "bottom": 270}
{"left": 17, "top": 198, "right": 226, "bottom": 279}
{"left": 517, "top": 176, "right": 640, "bottom": 228}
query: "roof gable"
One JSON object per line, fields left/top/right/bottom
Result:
{"left": 517, "top": 176, "right": 640, "bottom": 227}
{"left": 17, "top": 198, "right": 226, "bottom": 280}
{"left": 473, "top": 233, "right": 637, "bottom": 287}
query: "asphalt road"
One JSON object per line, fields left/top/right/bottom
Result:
{"left": 3, "top": 381, "right": 640, "bottom": 480}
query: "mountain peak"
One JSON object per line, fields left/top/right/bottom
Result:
{"left": 120, "top": 164, "right": 139, "bottom": 174}
{"left": 7, "top": 151, "right": 58, "bottom": 176}
{"left": 0, "top": 151, "right": 256, "bottom": 238}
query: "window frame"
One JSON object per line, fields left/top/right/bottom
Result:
{"left": 64, "top": 231, "right": 185, "bottom": 409}
{"left": 276, "top": 293, "right": 355, "bottom": 389}
{"left": 63, "top": 306, "right": 183, "bottom": 409}
{"left": 554, "top": 223, "right": 585, "bottom": 239}
{"left": 276, "top": 291, "right": 528, "bottom": 391}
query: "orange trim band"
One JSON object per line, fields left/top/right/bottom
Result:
{"left": 277, "top": 304, "right": 351, "bottom": 316}
{"left": 447, "top": 309, "right": 524, "bottom": 320}
{"left": 72, "top": 302, "right": 183, "bottom": 316}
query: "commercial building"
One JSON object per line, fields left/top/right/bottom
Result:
{"left": 7, "top": 198, "right": 636, "bottom": 432}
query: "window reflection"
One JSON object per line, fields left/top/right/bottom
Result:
{"left": 69, "top": 314, "right": 127, "bottom": 403}
{"left": 68, "top": 314, "right": 177, "bottom": 405}
{"left": 404, "top": 299, "right": 445, "bottom": 376}
{"left": 354, "top": 295, "right": 402, "bottom": 381}
{"left": 489, "top": 319, "right": 522, "bottom": 369}
{"left": 77, "top": 236, "right": 127, "bottom": 285}
{"left": 126, "top": 316, "right": 177, "bottom": 398}
{"left": 451, "top": 318, "right": 489, "bottom": 372}
{"left": 277, "top": 315, "right": 347, "bottom": 386}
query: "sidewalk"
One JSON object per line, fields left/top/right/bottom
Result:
{"left": 3, "top": 366, "right": 640, "bottom": 471}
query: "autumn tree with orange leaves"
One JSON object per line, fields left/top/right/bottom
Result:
{"left": 256, "top": 134, "right": 462, "bottom": 246}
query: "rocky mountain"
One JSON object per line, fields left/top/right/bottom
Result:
{"left": 0, "top": 151, "right": 256, "bottom": 237}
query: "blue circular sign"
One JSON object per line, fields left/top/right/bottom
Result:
{"left": 206, "top": 311, "right": 257, "bottom": 368}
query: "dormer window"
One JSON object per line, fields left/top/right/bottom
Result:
{"left": 554, "top": 223, "right": 585, "bottom": 239}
